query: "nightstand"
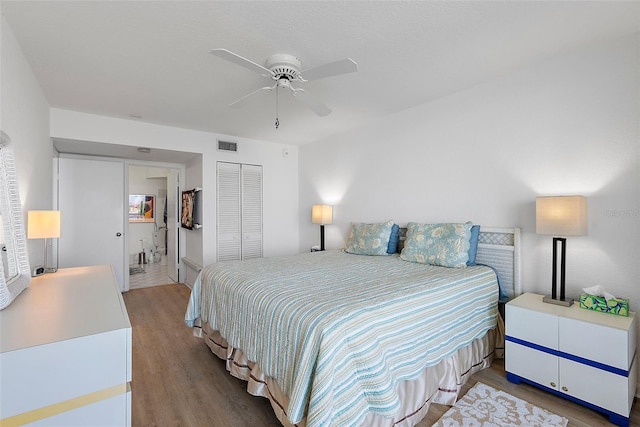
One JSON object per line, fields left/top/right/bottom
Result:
{"left": 505, "top": 293, "right": 636, "bottom": 427}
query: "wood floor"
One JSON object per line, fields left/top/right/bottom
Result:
{"left": 123, "top": 284, "right": 639, "bottom": 427}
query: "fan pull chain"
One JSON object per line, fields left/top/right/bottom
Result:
{"left": 275, "top": 85, "right": 280, "bottom": 129}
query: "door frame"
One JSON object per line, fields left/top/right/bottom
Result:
{"left": 125, "top": 160, "right": 185, "bottom": 290}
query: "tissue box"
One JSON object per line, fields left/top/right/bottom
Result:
{"left": 579, "top": 294, "right": 629, "bottom": 316}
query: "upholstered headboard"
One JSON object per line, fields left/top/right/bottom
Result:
{"left": 398, "top": 226, "right": 521, "bottom": 299}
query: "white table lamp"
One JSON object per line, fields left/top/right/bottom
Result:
{"left": 311, "top": 204, "right": 333, "bottom": 251}
{"left": 536, "top": 196, "right": 587, "bottom": 306}
{"left": 27, "top": 210, "right": 61, "bottom": 274}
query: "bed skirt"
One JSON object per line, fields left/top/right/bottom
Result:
{"left": 199, "top": 323, "right": 502, "bottom": 427}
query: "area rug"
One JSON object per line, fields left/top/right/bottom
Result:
{"left": 432, "top": 382, "right": 568, "bottom": 427}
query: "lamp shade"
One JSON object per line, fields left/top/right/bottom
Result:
{"left": 27, "top": 210, "right": 61, "bottom": 239}
{"left": 536, "top": 196, "right": 587, "bottom": 236}
{"left": 311, "top": 204, "right": 333, "bottom": 225}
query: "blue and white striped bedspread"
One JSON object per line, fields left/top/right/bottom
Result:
{"left": 185, "top": 250, "right": 498, "bottom": 427}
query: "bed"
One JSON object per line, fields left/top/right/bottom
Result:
{"left": 185, "top": 223, "right": 520, "bottom": 427}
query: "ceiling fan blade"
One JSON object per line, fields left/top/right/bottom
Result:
{"left": 211, "top": 49, "right": 273, "bottom": 77}
{"left": 300, "top": 58, "right": 358, "bottom": 81}
{"left": 229, "top": 85, "right": 275, "bottom": 108}
{"left": 291, "top": 88, "right": 331, "bottom": 117}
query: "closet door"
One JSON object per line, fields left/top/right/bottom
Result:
{"left": 58, "top": 157, "right": 126, "bottom": 290}
{"left": 217, "top": 162, "right": 262, "bottom": 261}
{"left": 217, "top": 162, "right": 241, "bottom": 261}
{"left": 241, "top": 164, "right": 263, "bottom": 259}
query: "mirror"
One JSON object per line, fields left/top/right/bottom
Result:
{"left": 0, "top": 130, "right": 31, "bottom": 310}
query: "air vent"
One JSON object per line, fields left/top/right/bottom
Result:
{"left": 218, "top": 140, "right": 238, "bottom": 153}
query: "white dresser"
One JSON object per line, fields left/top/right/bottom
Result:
{"left": 505, "top": 292, "right": 637, "bottom": 427}
{"left": 0, "top": 265, "right": 132, "bottom": 426}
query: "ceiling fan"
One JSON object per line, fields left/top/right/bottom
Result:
{"left": 211, "top": 49, "right": 358, "bottom": 127}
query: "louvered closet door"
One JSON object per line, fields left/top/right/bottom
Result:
{"left": 217, "top": 162, "right": 263, "bottom": 261}
{"left": 217, "top": 162, "right": 241, "bottom": 261}
{"left": 241, "top": 164, "right": 263, "bottom": 259}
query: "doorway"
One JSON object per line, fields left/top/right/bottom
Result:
{"left": 128, "top": 164, "right": 181, "bottom": 289}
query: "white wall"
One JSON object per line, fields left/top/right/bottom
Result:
{"left": 0, "top": 15, "right": 52, "bottom": 267}
{"left": 300, "top": 33, "right": 639, "bottom": 378}
{"left": 183, "top": 156, "right": 203, "bottom": 286}
{"left": 50, "top": 109, "right": 300, "bottom": 268}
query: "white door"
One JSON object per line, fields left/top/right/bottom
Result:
{"left": 217, "top": 162, "right": 241, "bottom": 261}
{"left": 166, "top": 169, "right": 179, "bottom": 282}
{"left": 241, "top": 164, "right": 263, "bottom": 259}
{"left": 58, "top": 158, "right": 126, "bottom": 290}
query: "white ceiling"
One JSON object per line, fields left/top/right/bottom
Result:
{"left": 2, "top": 1, "right": 639, "bottom": 149}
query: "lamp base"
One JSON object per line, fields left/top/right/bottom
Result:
{"left": 543, "top": 295, "right": 574, "bottom": 307}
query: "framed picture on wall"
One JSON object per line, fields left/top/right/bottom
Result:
{"left": 181, "top": 189, "right": 195, "bottom": 229}
{"left": 129, "top": 194, "right": 155, "bottom": 223}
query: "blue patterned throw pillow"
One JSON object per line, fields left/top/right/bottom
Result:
{"left": 344, "top": 220, "right": 395, "bottom": 256}
{"left": 467, "top": 224, "right": 480, "bottom": 265}
{"left": 400, "top": 222, "right": 473, "bottom": 267}
{"left": 387, "top": 223, "right": 400, "bottom": 254}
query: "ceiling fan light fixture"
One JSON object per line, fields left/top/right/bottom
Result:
{"left": 277, "top": 77, "right": 291, "bottom": 89}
